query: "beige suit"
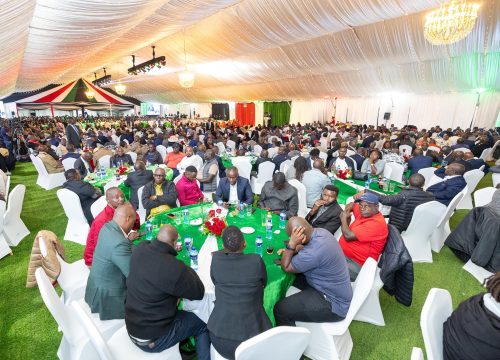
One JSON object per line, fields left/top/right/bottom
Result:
{"left": 38, "top": 152, "right": 64, "bottom": 174}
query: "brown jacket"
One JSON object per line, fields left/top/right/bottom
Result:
{"left": 26, "top": 230, "right": 65, "bottom": 288}
{"left": 38, "top": 152, "right": 64, "bottom": 174}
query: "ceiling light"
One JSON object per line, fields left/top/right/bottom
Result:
{"left": 114, "top": 83, "right": 126, "bottom": 95}
{"left": 92, "top": 68, "right": 111, "bottom": 87}
{"left": 85, "top": 90, "right": 94, "bottom": 99}
{"left": 128, "top": 46, "right": 167, "bottom": 76}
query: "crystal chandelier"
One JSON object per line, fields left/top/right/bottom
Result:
{"left": 178, "top": 33, "right": 195, "bottom": 88}
{"left": 424, "top": 0, "right": 480, "bottom": 45}
{"left": 114, "top": 83, "right": 127, "bottom": 95}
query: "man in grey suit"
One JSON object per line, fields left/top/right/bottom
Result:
{"left": 85, "top": 203, "right": 137, "bottom": 320}
{"left": 65, "top": 118, "right": 81, "bottom": 149}
{"left": 124, "top": 160, "right": 153, "bottom": 209}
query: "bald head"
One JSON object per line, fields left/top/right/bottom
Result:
{"left": 285, "top": 216, "right": 313, "bottom": 244}
{"left": 106, "top": 187, "right": 125, "bottom": 209}
{"left": 113, "top": 203, "right": 137, "bottom": 233}
{"left": 312, "top": 159, "right": 324, "bottom": 170}
{"left": 134, "top": 160, "right": 146, "bottom": 171}
{"left": 156, "top": 225, "right": 178, "bottom": 247}
{"left": 446, "top": 163, "right": 466, "bottom": 176}
{"left": 463, "top": 152, "right": 474, "bottom": 160}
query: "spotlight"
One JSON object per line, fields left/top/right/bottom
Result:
{"left": 128, "top": 46, "right": 166, "bottom": 75}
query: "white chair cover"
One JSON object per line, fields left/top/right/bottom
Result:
{"left": 267, "top": 147, "right": 278, "bottom": 159}
{"left": 493, "top": 173, "right": 500, "bottom": 187}
{"left": 402, "top": 201, "right": 447, "bottom": 263}
{"left": 457, "top": 169, "right": 484, "bottom": 210}
{"left": 251, "top": 161, "right": 275, "bottom": 195}
{"left": 288, "top": 179, "right": 307, "bottom": 218}
{"left": 30, "top": 154, "right": 66, "bottom": 190}
{"left": 453, "top": 147, "right": 471, "bottom": 153}
{"left": 99, "top": 155, "right": 111, "bottom": 169}
{"left": 253, "top": 144, "right": 263, "bottom": 155}
{"left": 410, "top": 347, "right": 425, "bottom": 360}
{"left": 384, "top": 162, "right": 405, "bottom": 182}
{"left": 127, "top": 152, "right": 138, "bottom": 164}
{"left": 3, "top": 184, "right": 30, "bottom": 246}
{"left": 473, "top": 187, "right": 496, "bottom": 207}
{"left": 420, "top": 288, "right": 452, "bottom": 360}
{"left": 399, "top": 145, "right": 412, "bottom": 156}
{"left": 0, "top": 201, "right": 12, "bottom": 259}
{"left": 418, "top": 167, "right": 438, "bottom": 189}
{"left": 215, "top": 142, "right": 226, "bottom": 154}
{"left": 227, "top": 140, "right": 236, "bottom": 150}
{"left": 279, "top": 159, "right": 291, "bottom": 173}
{"left": 487, "top": 140, "right": 500, "bottom": 161}
{"left": 479, "top": 147, "right": 492, "bottom": 161}
{"left": 232, "top": 158, "right": 252, "bottom": 181}
{"left": 62, "top": 158, "right": 77, "bottom": 171}
{"left": 5, "top": 174, "right": 10, "bottom": 199}
{"left": 319, "top": 151, "right": 328, "bottom": 164}
{"left": 56, "top": 189, "right": 90, "bottom": 245}
{"left": 90, "top": 197, "right": 108, "bottom": 219}
{"left": 353, "top": 267, "right": 385, "bottom": 326}
{"left": 462, "top": 259, "right": 494, "bottom": 285}
{"left": 137, "top": 186, "right": 146, "bottom": 224}
{"left": 156, "top": 145, "right": 167, "bottom": 160}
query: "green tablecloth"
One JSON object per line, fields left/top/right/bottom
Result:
{"left": 136, "top": 204, "right": 295, "bottom": 325}
{"left": 221, "top": 154, "right": 258, "bottom": 170}
{"left": 333, "top": 176, "right": 402, "bottom": 205}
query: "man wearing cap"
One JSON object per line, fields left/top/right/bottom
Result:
{"left": 163, "top": 143, "right": 185, "bottom": 178}
{"left": 338, "top": 193, "right": 388, "bottom": 280}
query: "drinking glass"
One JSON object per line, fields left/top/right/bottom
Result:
{"left": 389, "top": 182, "right": 395, "bottom": 192}
{"left": 246, "top": 204, "right": 253, "bottom": 216}
{"left": 261, "top": 211, "right": 267, "bottom": 227}
{"left": 174, "top": 213, "right": 182, "bottom": 226}
{"left": 383, "top": 181, "right": 389, "bottom": 192}
{"left": 152, "top": 218, "right": 159, "bottom": 230}
{"left": 266, "top": 241, "right": 274, "bottom": 255}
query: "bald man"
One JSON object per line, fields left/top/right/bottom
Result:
{"left": 125, "top": 225, "right": 209, "bottom": 359}
{"left": 302, "top": 158, "right": 331, "bottom": 207}
{"left": 427, "top": 163, "right": 467, "bottom": 206}
{"left": 273, "top": 217, "right": 352, "bottom": 327}
{"left": 85, "top": 203, "right": 138, "bottom": 320}
{"left": 84, "top": 187, "right": 140, "bottom": 266}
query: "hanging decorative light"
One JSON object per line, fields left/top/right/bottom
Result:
{"left": 114, "top": 83, "right": 127, "bottom": 95}
{"left": 178, "top": 32, "right": 195, "bottom": 88}
{"left": 424, "top": 0, "right": 480, "bottom": 45}
{"left": 85, "top": 90, "right": 94, "bottom": 99}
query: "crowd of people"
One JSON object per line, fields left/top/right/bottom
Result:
{"left": 3, "top": 114, "right": 500, "bottom": 359}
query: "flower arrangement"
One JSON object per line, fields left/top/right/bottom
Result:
{"left": 335, "top": 168, "right": 352, "bottom": 180}
{"left": 116, "top": 164, "right": 128, "bottom": 175}
{"left": 202, "top": 209, "right": 226, "bottom": 236}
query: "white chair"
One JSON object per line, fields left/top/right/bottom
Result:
{"left": 346, "top": 149, "right": 355, "bottom": 157}
{"left": 0, "top": 201, "right": 12, "bottom": 259}
{"left": 453, "top": 147, "right": 471, "bottom": 153}
{"left": 62, "top": 157, "right": 77, "bottom": 171}
{"left": 156, "top": 145, "right": 167, "bottom": 160}
{"left": 430, "top": 188, "right": 466, "bottom": 253}
{"left": 479, "top": 147, "right": 491, "bottom": 161}
{"left": 402, "top": 201, "right": 447, "bottom": 263}
{"left": 288, "top": 179, "right": 307, "bottom": 218}
{"left": 30, "top": 154, "right": 66, "bottom": 190}
{"left": 137, "top": 186, "right": 146, "bottom": 224}
{"left": 457, "top": 169, "right": 484, "bottom": 210}
{"left": 215, "top": 142, "right": 226, "bottom": 154}
{"left": 99, "top": 155, "right": 112, "bottom": 169}
{"left": 56, "top": 189, "right": 90, "bottom": 245}
{"left": 227, "top": 139, "right": 236, "bottom": 150}
{"left": 35, "top": 268, "right": 123, "bottom": 360}
{"left": 71, "top": 301, "right": 182, "bottom": 360}
{"left": 473, "top": 187, "right": 496, "bottom": 207}
{"left": 419, "top": 167, "right": 439, "bottom": 189}
{"left": 127, "top": 152, "right": 137, "bottom": 164}
{"left": 267, "top": 147, "right": 278, "bottom": 159}
{"left": 382, "top": 165, "right": 393, "bottom": 181}
{"left": 493, "top": 173, "right": 500, "bottom": 187}
{"left": 420, "top": 288, "right": 452, "bottom": 360}
{"left": 279, "top": 159, "right": 291, "bottom": 173}
{"left": 384, "top": 162, "right": 405, "bottom": 183}
{"left": 462, "top": 259, "right": 494, "bottom": 285}
{"left": 251, "top": 161, "right": 275, "bottom": 195}
{"left": 90, "top": 196, "right": 108, "bottom": 219}
{"left": 319, "top": 151, "right": 328, "bottom": 164}
{"left": 291, "top": 258, "right": 377, "bottom": 360}
{"left": 353, "top": 267, "right": 385, "bottom": 326}
{"left": 5, "top": 174, "right": 10, "bottom": 200}
{"left": 232, "top": 158, "right": 252, "bottom": 181}
{"left": 3, "top": 184, "right": 30, "bottom": 246}
{"left": 410, "top": 347, "right": 425, "bottom": 360}
{"left": 253, "top": 144, "right": 263, "bottom": 155}
{"left": 399, "top": 145, "right": 413, "bottom": 156}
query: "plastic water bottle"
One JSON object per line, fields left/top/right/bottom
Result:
{"left": 239, "top": 202, "right": 245, "bottom": 218}
{"left": 364, "top": 178, "right": 371, "bottom": 189}
{"left": 441, "top": 159, "right": 448, "bottom": 167}
{"left": 145, "top": 221, "right": 153, "bottom": 240}
{"left": 183, "top": 209, "right": 189, "bottom": 224}
{"left": 190, "top": 246, "right": 199, "bottom": 270}
{"left": 217, "top": 200, "right": 223, "bottom": 211}
{"left": 279, "top": 210, "right": 286, "bottom": 229}
{"left": 266, "top": 219, "right": 273, "bottom": 240}
{"left": 255, "top": 235, "right": 263, "bottom": 257}
{"left": 184, "top": 237, "right": 192, "bottom": 254}
{"left": 100, "top": 165, "right": 105, "bottom": 179}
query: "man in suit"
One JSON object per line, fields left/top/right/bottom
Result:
{"left": 74, "top": 151, "right": 95, "bottom": 178}
{"left": 305, "top": 185, "right": 342, "bottom": 235}
{"left": 215, "top": 166, "right": 253, "bottom": 207}
{"left": 350, "top": 147, "right": 366, "bottom": 171}
{"left": 259, "top": 172, "right": 298, "bottom": 218}
{"left": 124, "top": 160, "right": 154, "bottom": 209}
{"left": 85, "top": 203, "right": 137, "bottom": 320}
{"left": 408, "top": 148, "right": 433, "bottom": 175}
{"left": 141, "top": 167, "right": 177, "bottom": 219}
{"left": 427, "top": 163, "right": 467, "bottom": 206}
{"left": 62, "top": 168, "right": 101, "bottom": 224}
{"left": 110, "top": 146, "right": 134, "bottom": 167}
{"left": 272, "top": 146, "right": 290, "bottom": 172}
{"left": 328, "top": 147, "right": 355, "bottom": 172}
{"left": 464, "top": 151, "right": 489, "bottom": 173}
{"left": 434, "top": 151, "right": 472, "bottom": 177}
{"left": 65, "top": 118, "right": 81, "bottom": 149}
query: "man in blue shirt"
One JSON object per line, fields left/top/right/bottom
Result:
{"left": 408, "top": 148, "right": 433, "bottom": 175}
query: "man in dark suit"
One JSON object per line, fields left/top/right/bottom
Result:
{"left": 124, "top": 160, "right": 154, "bottom": 209}
{"left": 427, "top": 163, "right": 467, "bottom": 206}
{"left": 111, "top": 146, "right": 134, "bottom": 167}
{"left": 141, "top": 167, "right": 178, "bottom": 219}
{"left": 305, "top": 185, "right": 342, "bottom": 235}
{"left": 272, "top": 146, "right": 290, "bottom": 172}
{"left": 65, "top": 118, "right": 81, "bottom": 149}
{"left": 85, "top": 204, "right": 137, "bottom": 320}
{"left": 253, "top": 149, "right": 273, "bottom": 169}
{"left": 74, "top": 151, "right": 95, "bottom": 178}
{"left": 464, "top": 152, "right": 489, "bottom": 173}
{"left": 408, "top": 148, "right": 433, "bottom": 175}
{"left": 125, "top": 225, "right": 209, "bottom": 359}
{"left": 350, "top": 147, "right": 366, "bottom": 171}
{"left": 215, "top": 167, "right": 253, "bottom": 207}
{"left": 434, "top": 151, "right": 472, "bottom": 177}
{"left": 62, "top": 168, "right": 101, "bottom": 224}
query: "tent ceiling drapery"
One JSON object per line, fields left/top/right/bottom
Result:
{"left": 0, "top": 0, "right": 498, "bottom": 103}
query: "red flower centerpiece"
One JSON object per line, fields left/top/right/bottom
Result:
{"left": 335, "top": 168, "right": 352, "bottom": 180}
{"left": 117, "top": 164, "right": 128, "bottom": 175}
{"left": 202, "top": 209, "right": 226, "bottom": 236}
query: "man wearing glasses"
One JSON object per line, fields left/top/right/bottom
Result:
{"left": 141, "top": 167, "right": 178, "bottom": 219}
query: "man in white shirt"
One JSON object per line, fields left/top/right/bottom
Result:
{"left": 302, "top": 159, "right": 332, "bottom": 208}
{"left": 176, "top": 146, "right": 203, "bottom": 174}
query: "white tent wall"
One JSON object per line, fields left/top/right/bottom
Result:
{"left": 289, "top": 100, "right": 334, "bottom": 125}
{"left": 336, "top": 92, "right": 500, "bottom": 129}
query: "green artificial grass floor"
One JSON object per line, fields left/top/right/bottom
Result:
{"left": 0, "top": 162, "right": 491, "bottom": 359}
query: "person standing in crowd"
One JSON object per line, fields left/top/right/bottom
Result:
{"left": 65, "top": 118, "right": 81, "bottom": 148}
{"left": 197, "top": 149, "right": 219, "bottom": 194}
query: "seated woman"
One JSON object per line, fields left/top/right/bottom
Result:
{"left": 443, "top": 273, "right": 500, "bottom": 360}
{"left": 207, "top": 226, "right": 271, "bottom": 360}
{"left": 360, "top": 149, "right": 386, "bottom": 176}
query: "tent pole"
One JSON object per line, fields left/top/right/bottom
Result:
{"left": 50, "top": 104, "right": 54, "bottom": 118}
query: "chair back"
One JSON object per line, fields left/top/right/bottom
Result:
{"left": 420, "top": 288, "right": 452, "bottom": 360}
{"left": 166, "top": 146, "right": 173, "bottom": 153}
{"left": 382, "top": 165, "right": 393, "bottom": 180}
{"left": 267, "top": 147, "right": 278, "bottom": 159}
{"left": 318, "top": 151, "right": 327, "bottom": 164}
{"left": 479, "top": 147, "right": 491, "bottom": 161}
{"left": 346, "top": 149, "right": 355, "bottom": 157}
{"left": 493, "top": 173, "right": 500, "bottom": 188}
{"left": 215, "top": 142, "right": 226, "bottom": 154}
{"left": 156, "top": 145, "right": 167, "bottom": 159}
{"left": 137, "top": 186, "right": 146, "bottom": 224}
{"left": 99, "top": 155, "right": 111, "bottom": 169}
{"left": 126, "top": 152, "right": 137, "bottom": 164}
{"left": 280, "top": 159, "right": 291, "bottom": 174}
{"left": 173, "top": 174, "right": 182, "bottom": 184}
{"left": 227, "top": 140, "right": 236, "bottom": 150}
{"left": 384, "top": 162, "right": 405, "bottom": 182}
{"left": 437, "top": 189, "right": 465, "bottom": 228}
{"left": 57, "top": 189, "right": 87, "bottom": 223}
{"left": 411, "top": 347, "right": 424, "bottom": 360}
{"left": 457, "top": 170, "right": 484, "bottom": 209}
{"left": 399, "top": 145, "right": 413, "bottom": 156}
{"left": 5, "top": 175, "right": 10, "bottom": 199}
{"left": 253, "top": 144, "right": 263, "bottom": 154}
{"left": 256, "top": 162, "right": 275, "bottom": 184}
{"left": 62, "top": 158, "right": 77, "bottom": 171}
{"left": 235, "top": 326, "right": 311, "bottom": 360}
{"left": 288, "top": 179, "right": 307, "bottom": 217}
{"left": 232, "top": 158, "right": 252, "bottom": 180}
{"left": 453, "top": 147, "right": 471, "bottom": 153}
{"left": 32, "top": 155, "right": 49, "bottom": 176}
{"left": 473, "top": 187, "right": 496, "bottom": 207}
{"left": 418, "top": 167, "right": 437, "bottom": 188}
{"left": 90, "top": 197, "right": 108, "bottom": 219}
{"left": 4, "top": 184, "right": 25, "bottom": 226}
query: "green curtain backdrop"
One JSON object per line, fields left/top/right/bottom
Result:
{"left": 264, "top": 101, "right": 291, "bottom": 126}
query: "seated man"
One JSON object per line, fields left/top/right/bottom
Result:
{"left": 434, "top": 151, "right": 471, "bottom": 177}
{"left": 176, "top": 166, "right": 205, "bottom": 206}
{"left": 85, "top": 203, "right": 137, "bottom": 320}
{"left": 251, "top": 149, "right": 273, "bottom": 177}
{"left": 124, "top": 160, "right": 154, "bottom": 209}
{"left": 111, "top": 146, "right": 133, "bottom": 167}
{"left": 125, "top": 225, "right": 209, "bottom": 360}
{"left": 197, "top": 149, "right": 219, "bottom": 194}
{"left": 464, "top": 151, "right": 489, "bottom": 173}
{"left": 427, "top": 163, "right": 467, "bottom": 206}
{"left": 74, "top": 151, "right": 95, "bottom": 177}
{"left": 273, "top": 217, "right": 352, "bottom": 326}
{"left": 305, "top": 185, "right": 342, "bottom": 235}
{"left": 355, "top": 174, "right": 435, "bottom": 232}
{"left": 62, "top": 169, "right": 101, "bottom": 224}
{"left": 164, "top": 143, "right": 185, "bottom": 177}
{"left": 407, "top": 148, "right": 433, "bottom": 175}
{"left": 214, "top": 166, "right": 253, "bottom": 208}
{"left": 360, "top": 149, "right": 386, "bottom": 176}
{"left": 84, "top": 187, "right": 140, "bottom": 267}
{"left": 143, "top": 142, "right": 163, "bottom": 165}
{"left": 208, "top": 226, "right": 271, "bottom": 359}
{"left": 338, "top": 193, "right": 389, "bottom": 280}
{"left": 258, "top": 172, "right": 298, "bottom": 219}
{"left": 176, "top": 146, "right": 203, "bottom": 174}
{"left": 443, "top": 273, "right": 500, "bottom": 360}
{"left": 328, "top": 147, "right": 355, "bottom": 172}
{"left": 37, "top": 144, "right": 64, "bottom": 173}
{"left": 61, "top": 143, "right": 80, "bottom": 161}
{"left": 142, "top": 167, "right": 177, "bottom": 219}
{"left": 302, "top": 159, "right": 331, "bottom": 208}
{"left": 272, "top": 146, "right": 290, "bottom": 172}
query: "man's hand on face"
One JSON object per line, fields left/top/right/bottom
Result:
{"left": 289, "top": 226, "right": 306, "bottom": 248}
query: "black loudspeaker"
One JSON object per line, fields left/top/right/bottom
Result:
{"left": 383, "top": 112, "right": 391, "bottom": 120}
{"left": 11, "top": 111, "right": 15, "bottom": 116}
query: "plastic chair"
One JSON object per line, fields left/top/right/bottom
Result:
{"left": 30, "top": 154, "right": 66, "bottom": 190}
{"left": 127, "top": 152, "right": 137, "bottom": 164}
{"left": 5, "top": 174, "right": 10, "bottom": 200}
{"left": 353, "top": 267, "right": 385, "bottom": 326}
{"left": 251, "top": 161, "right": 275, "bottom": 195}
{"left": 0, "top": 201, "right": 12, "bottom": 259}
{"left": 267, "top": 147, "right": 278, "bottom": 159}
{"left": 462, "top": 260, "right": 494, "bottom": 285}
{"left": 410, "top": 347, "right": 424, "bottom": 360}
{"left": 402, "top": 201, "right": 447, "bottom": 263}
{"left": 3, "top": 184, "right": 30, "bottom": 246}
{"left": 56, "top": 189, "right": 90, "bottom": 245}
{"left": 493, "top": 173, "right": 500, "bottom": 187}
{"left": 156, "top": 145, "right": 167, "bottom": 159}
{"left": 473, "top": 187, "right": 496, "bottom": 207}
{"left": 384, "top": 162, "right": 405, "bottom": 183}
{"left": 99, "top": 155, "right": 112, "bottom": 169}
{"left": 90, "top": 196, "right": 108, "bottom": 219}
{"left": 137, "top": 186, "right": 146, "bottom": 224}
{"left": 420, "top": 288, "right": 452, "bottom": 360}
{"left": 253, "top": 144, "right": 263, "bottom": 155}
{"left": 288, "top": 179, "right": 307, "bottom": 218}
{"left": 457, "top": 169, "right": 484, "bottom": 210}
{"left": 279, "top": 159, "right": 291, "bottom": 173}
{"left": 62, "top": 158, "right": 77, "bottom": 171}
{"left": 319, "top": 151, "right": 328, "bottom": 164}
{"left": 479, "top": 147, "right": 491, "bottom": 161}
{"left": 71, "top": 301, "right": 182, "bottom": 360}
{"left": 399, "top": 145, "right": 412, "bottom": 156}
{"left": 232, "top": 158, "right": 252, "bottom": 181}
{"left": 430, "top": 189, "right": 465, "bottom": 253}
{"left": 290, "top": 257, "right": 378, "bottom": 360}
{"left": 227, "top": 140, "right": 236, "bottom": 150}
